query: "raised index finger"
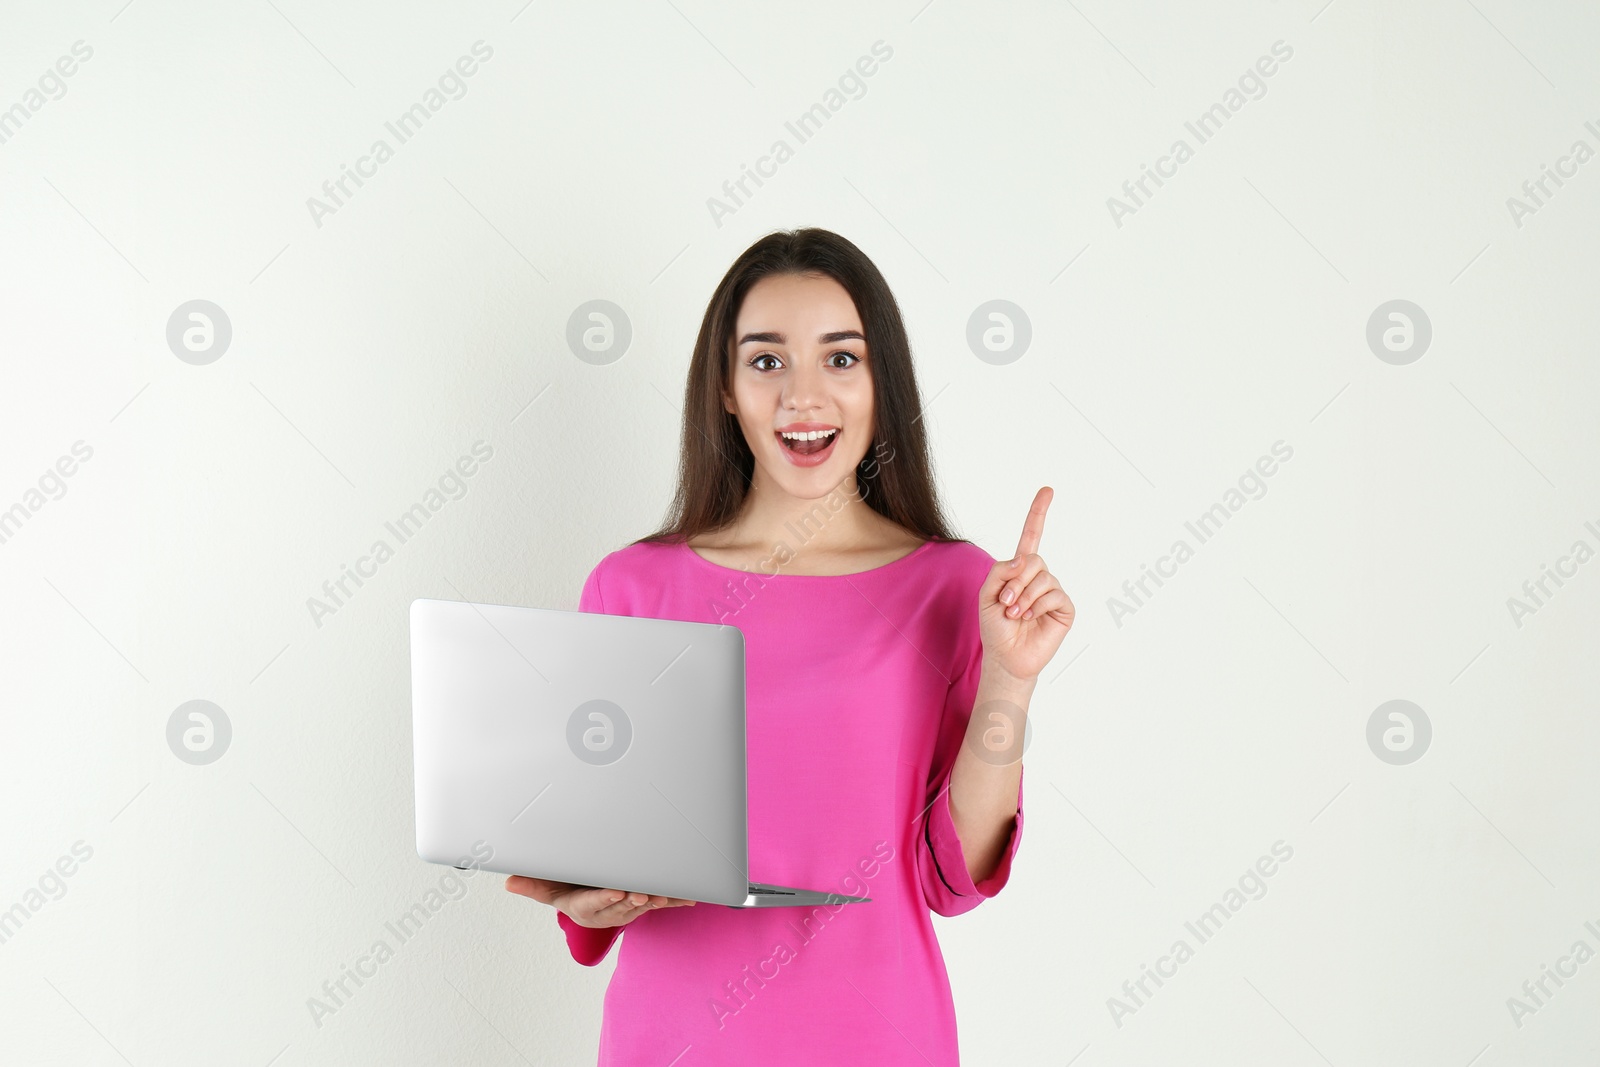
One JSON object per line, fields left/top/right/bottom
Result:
{"left": 1014, "top": 486, "right": 1053, "bottom": 560}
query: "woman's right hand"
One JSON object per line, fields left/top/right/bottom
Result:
{"left": 504, "top": 875, "right": 697, "bottom": 928}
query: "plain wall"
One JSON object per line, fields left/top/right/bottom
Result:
{"left": 2, "top": 1, "right": 1597, "bottom": 1063}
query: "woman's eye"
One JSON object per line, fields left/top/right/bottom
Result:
{"left": 747, "top": 351, "right": 859, "bottom": 370}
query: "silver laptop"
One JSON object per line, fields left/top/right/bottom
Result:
{"left": 409, "top": 597, "right": 870, "bottom": 908}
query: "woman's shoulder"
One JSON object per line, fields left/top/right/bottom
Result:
{"left": 587, "top": 538, "right": 684, "bottom": 579}
{"left": 578, "top": 539, "right": 685, "bottom": 612}
{"left": 920, "top": 536, "right": 997, "bottom": 575}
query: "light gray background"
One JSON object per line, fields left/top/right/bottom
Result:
{"left": 2, "top": 1, "right": 1597, "bottom": 1064}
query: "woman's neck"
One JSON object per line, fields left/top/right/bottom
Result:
{"left": 689, "top": 477, "right": 921, "bottom": 572}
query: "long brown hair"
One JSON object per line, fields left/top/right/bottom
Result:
{"left": 634, "top": 227, "right": 965, "bottom": 548}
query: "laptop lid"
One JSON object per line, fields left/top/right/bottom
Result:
{"left": 409, "top": 597, "right": 750, "bottom": 906}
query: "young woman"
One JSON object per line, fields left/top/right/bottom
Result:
{"left": 506, "top": 228, "right": 1074, "bottom": 1064}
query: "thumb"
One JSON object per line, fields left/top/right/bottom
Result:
{"left": 980, "top": 553, "right": 1022, "bottom": 603}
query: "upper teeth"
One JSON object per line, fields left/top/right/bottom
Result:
{"left": 781, "top": 429, "right": 837, "bottom": 441}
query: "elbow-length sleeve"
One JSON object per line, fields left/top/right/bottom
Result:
{"left": 916, "top": 628, "right": 1026, "bottom": 917}
{"left": 557, "top": 910, "right": 623, "bottom": 967}
{"left": 555, "top": 558, "right": 626, "bottom": 966}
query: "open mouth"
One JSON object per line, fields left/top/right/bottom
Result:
{"left": 776, "top": 427, "right": 839, "bottom": 463}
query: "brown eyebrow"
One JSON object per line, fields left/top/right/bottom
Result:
{"left": 736, "top": 330, "right": 865, "bottom": 346}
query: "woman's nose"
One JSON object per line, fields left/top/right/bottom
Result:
{"left": 781, "top": 359, "right": 824, "bottom": 411}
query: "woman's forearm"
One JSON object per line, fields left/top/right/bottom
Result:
{"left": 948, "top": 654, "right": 1037, "bottom": 885}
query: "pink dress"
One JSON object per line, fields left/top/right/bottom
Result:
{"left": 557, "top": 537, "right": 1025, "bottom": 1065}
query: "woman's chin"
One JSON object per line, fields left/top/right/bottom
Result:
{"left": 757, "top": 451, "right": 868, "bottom": 501}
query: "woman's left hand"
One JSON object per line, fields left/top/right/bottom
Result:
{"left": 979, "top": 487, "right": 1075, "bottom": 683}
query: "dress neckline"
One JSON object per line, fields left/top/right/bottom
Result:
{"left": 679, "top": 538, "right": 935, "bottom": 579}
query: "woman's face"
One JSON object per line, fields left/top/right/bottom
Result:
{"left": 722, "top": 271, "right": 875, "bottom": 499}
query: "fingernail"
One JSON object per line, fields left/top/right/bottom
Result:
{"left": 1009, "top": 557, "right": 1021, "bottom": 568}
